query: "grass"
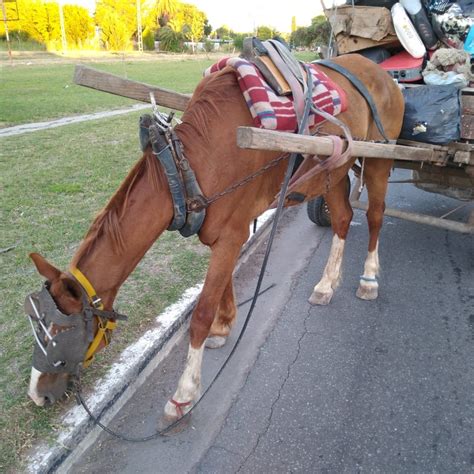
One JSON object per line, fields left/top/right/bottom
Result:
{"left": 0, "top": 50, "right": 318, "bottom": 128}
{"left": 0, "top": 56, "right": 217, "bottom": 127}
{"left": 0, "top": 56, "right": 218, "bottom": 471}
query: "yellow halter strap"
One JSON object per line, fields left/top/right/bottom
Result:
{"left": 69, "top": 266, "right": 117, "bottom": 368}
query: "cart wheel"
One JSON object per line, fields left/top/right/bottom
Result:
{"left": 306, "top": 176, "right": 351, "bottom": 227}
{"left": 307, "top": 196, "right": 331, "bottom": 227}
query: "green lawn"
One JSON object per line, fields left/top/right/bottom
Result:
{"left": 0, "top": 56, "right": 216, "bottom": 471}
{"left": 0, "top": 57, "right": 217, "bottom": 127}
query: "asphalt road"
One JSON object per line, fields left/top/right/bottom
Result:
{"left": 63, "top": 170, "right": 473, "bottom": 474}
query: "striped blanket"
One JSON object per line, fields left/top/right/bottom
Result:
{"left": 204, "top": 57, "right": 347, "bottom": 132}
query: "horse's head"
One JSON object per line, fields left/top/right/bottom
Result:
{"left": 26, "top": 253, "right": 124, "bottom": 406}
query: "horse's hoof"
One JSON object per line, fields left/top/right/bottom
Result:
{"left": 158, "top": 412, "right": 191, "bottom": 435}
{"left": 356, "top": 284, "right": 378, "bottom": 300}
{"left": 308, "top": 290, "right": 333, "bottom": 305}
{"left": 205, "top": 335, "right": 227, "bottom": 349}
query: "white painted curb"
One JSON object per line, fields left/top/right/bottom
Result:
{"left": 0, "top": 104, "right": 149, "bottom": 138}
{"left": 26, "top": 210, "right": 275, "bottom": 473}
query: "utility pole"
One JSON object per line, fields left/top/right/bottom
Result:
{"left": 136, "top": 0, "right": 143, "bottom": 52}
{"left": 58, "top": 0, "right": 67, "bottom": 53}
{"left": 1, "top": 0, "right": 12, "bottom": 60}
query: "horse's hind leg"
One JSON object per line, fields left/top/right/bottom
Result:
{"left": 163, "top": 236, "right": 245, "bottom": 421}
{"left": 356, "top": 158, "right": 392, "bottom": 300}
{"left": 309, "top": 177, "right": 353, "bottom": 305}
{"left": 205, "top": 279, "right": 236, "bottom": 349}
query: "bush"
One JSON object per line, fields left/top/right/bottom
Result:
{"left": 0, "top": 30, "right": 46, "bottom": 51}
{"left": 157, "top": 26, "right": 184, "bottom": 52}
{"left": 203, "top": 39, "right": 214, "bottom": 53}
{"left": 143, "top": 29, "right": 155, "bottom": 51}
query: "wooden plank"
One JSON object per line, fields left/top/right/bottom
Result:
{"left": 335, "top": 34, "right": 399, "bottom": 55}
{"left": 461, "top": 95, "right": 474, "bottom": 140}
{"left": 237, "top": 127, "right": 447, "bottom": 163}
{"left": 73, "top": 65, "right": 191, "bottom": 112}
{"left": 352, "top": 200, "right": 474, "bottom": 234}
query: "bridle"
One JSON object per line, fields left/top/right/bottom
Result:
{"left": 25, "top": 267, "right": 127, "bottom": 374}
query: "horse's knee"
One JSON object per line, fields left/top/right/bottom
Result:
{"left": 190, "top": 308, "right": 215, "bottom": 347}
{"left": 332, "top": 207, "right": 353, "bottom": 238}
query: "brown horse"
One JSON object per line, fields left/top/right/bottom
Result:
{"left": 27, "top": 54, "right": 404, "bottom": 420}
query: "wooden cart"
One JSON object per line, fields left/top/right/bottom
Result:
{"left": 237, "top": 119, "right": 474, "bottom": 234}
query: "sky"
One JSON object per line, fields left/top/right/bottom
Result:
{"left": 73, "top": 0, "right": 326, "bottom": 33}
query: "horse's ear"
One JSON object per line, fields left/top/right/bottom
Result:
{"left": 30, "top": 253, "right": 62, "bottom": 281}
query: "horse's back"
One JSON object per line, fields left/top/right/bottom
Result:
{"left": 319, "top": 54, "right": 405, "bottom": 141}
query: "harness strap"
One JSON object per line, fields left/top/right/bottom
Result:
{"left": 264, "top": 40, "right": 307, "bottom": 127}
{"left": 170, "top": 399, "right": 192, "bottom": 418}
{"left": 83, "top": 319, "right": 117, "bottom": 367}
{"left": 149, "top": 122, "right": 187, "bottom": 232}
{"left": 316, "top": 60, "right": 389, "bottom": 143}
{"left": 69, "top": 266, "right": 126, "bottom": 367}
{"left": 70, "top": 266, "right": 103, "bottom": 310}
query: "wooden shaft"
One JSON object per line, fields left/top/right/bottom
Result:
{"left": 237, "top": 127, "right": 447, "bottom": 164}
{"left": 73, "top": 65, "right": 191, "bottom": 112}
{"left": 352, "top": 200, "right": 474, "bottom": 234}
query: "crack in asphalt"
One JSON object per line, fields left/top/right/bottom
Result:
{"left": 236, "top": 304, "right": 313, "bottom": 473}
{"left": 194, "top": 226, "right": 330, "bottom": 473}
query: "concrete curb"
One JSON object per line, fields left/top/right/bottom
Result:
{"left": 27, "top": 210, "right": 276, "bottom": 474}
{"left": 0, "top": 104, "right": 149, "bottom": 138}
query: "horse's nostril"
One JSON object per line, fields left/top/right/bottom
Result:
{"left": 44, "top": 395, "right": 55, "bottom": 405}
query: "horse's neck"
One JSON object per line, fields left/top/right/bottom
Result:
{"left": 71, "top": 152, "right": 174, "bottom": 308}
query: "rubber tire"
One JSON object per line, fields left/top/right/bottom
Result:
{"left": 306, "top": 176, "right": 352, "bottom": 227}
{"left": 306, "top": 196, "right": 331, "bottom": 227}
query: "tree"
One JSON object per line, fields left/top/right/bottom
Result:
{"left": 290, "top": 26, "right": 310, "bottom": 48}
{"left": 215, "top": 24, "right": 231, "bottom": 40}
{"left": 8, "top": 0, "right": 62, "bottom": 44}
{"left": 307, "top": 15, "right": 331, "bottom": 46}
{"left": 255, "top": 25, "right": 279, "bottom": 41}
{"left": 63, "top": 5, "right": 94, "bottom": 47}
{"left": 155, "top": 0, "right": 179, "bottom": 26}
{"left": 203, "top": 18, "right": 212, "bottom": 38}
{"left": 95, "top": 0, "right": 137, "bottom": 50}
{"left": 157, "top": 24, "right": 185, "bottom": 51}
{"left": 290, "top": 15, "right": 330, "bottom": 48}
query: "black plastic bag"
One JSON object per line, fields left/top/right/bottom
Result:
{"left": 401, "top": 85, "right": 461, "bottom": 144}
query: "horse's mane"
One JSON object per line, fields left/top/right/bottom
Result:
{"left": 176, "top": 68, "right": 242, "bottom": 151}
{"left": 73, "top": 68, "right": 242, "bottom": 265}
{"left": 72, "top": 149, "right": 163, "bottom": 264}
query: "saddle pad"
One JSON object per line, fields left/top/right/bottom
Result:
{"left": 204, "top": 57, "right": 347, "bottom": 132}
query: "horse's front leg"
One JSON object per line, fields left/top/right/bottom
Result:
{"left": 163, "top": 239, "right": 244, "bottom": 421}
{"left": 205, "top": 278, "right": 236, "bottom": 349}
{"left": 356, "top": 158, "right": 392, "bottom": 300}
{"left": 309, "top": 178, "right": 353, "bottom": 305}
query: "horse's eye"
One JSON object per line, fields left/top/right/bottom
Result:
{"left": 64, "top": 281, "right": 81, "bottom": 299}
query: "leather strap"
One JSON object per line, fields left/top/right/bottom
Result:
{"left": 70, "top": 266, "right": 104, "bottom": 309}
{"left": 316, "top": 60, "right": 389, "bottom": 143}
{"left": 264, "top": 40, "right": 307, "bottom": 127}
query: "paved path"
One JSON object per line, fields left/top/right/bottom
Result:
{"left": 62, "top": 170, "right": 474, "bottom": 473}
{"left": 0, "top": 104, "right": 149, "bottom": 137}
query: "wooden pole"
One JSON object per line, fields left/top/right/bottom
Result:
{"left": 237, "top": 126, "right": 448, "bottom": 164}
{"left": 1, "top": 0, "right": 12, "bottom": 61}
{"left": 73, "top": 65, "right": 191, "bottom": 111}
{"left": 352, "top": 200, "right": 474, "bottom": 234}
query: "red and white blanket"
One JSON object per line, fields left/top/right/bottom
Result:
{"left": 204, "top": 57, "right": 347, "bottom": 132}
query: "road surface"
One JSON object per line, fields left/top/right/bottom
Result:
{"left": 63, "top": 170, "right": 473, "bottom": 474}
